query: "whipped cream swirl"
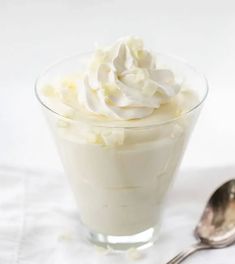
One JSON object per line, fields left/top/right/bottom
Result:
{"left": 77, "top": 37, "right": 181, "bottom": 120}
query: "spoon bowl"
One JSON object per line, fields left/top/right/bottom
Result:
{"left": 195, "top": 179, "right": 235, "bottom": 247}
{"left": 166, "top": 179, "right": 235, "bottom": 264}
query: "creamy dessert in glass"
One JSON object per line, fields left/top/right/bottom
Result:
{"left": 35, "top": 37, "right": 208, "bottom": 250}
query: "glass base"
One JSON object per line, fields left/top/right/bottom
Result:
{"left": 85, "top": 226, "right": 160, "bottom": 251}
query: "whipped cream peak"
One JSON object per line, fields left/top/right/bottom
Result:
{"left": 77, "top": 36, "right": 181, "bottom": 120}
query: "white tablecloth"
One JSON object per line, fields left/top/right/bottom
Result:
{"left": 1, "top": 0, "right": 235, "bottom": 263}
{"left": 1, "top": 165, "right": 235, "bottom": 264}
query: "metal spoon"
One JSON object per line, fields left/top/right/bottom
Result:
{"left": 166, "top": 179, "right": 235, "bottom": 264}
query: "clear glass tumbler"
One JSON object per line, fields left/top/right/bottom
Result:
{"left": 35, "top": 53, "right": 208, "bottom": 250}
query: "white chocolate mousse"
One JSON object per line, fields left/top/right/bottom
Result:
{"left": 38, "top": 37, "right": 201, "bottom": 236}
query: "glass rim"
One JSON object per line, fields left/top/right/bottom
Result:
{"left": 35, "top": 52, "right": 209, "bottom": 129}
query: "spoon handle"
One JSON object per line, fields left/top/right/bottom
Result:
{"left": 165, "top": 242, "right": 211, "bottom": 264}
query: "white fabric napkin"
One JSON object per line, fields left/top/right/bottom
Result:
{"left": 1, "top": 164, "right": 235, "bottom": 264}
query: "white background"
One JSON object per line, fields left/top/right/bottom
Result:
{"left": 1, "top": 1, "right": 235, "bottom": 263}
